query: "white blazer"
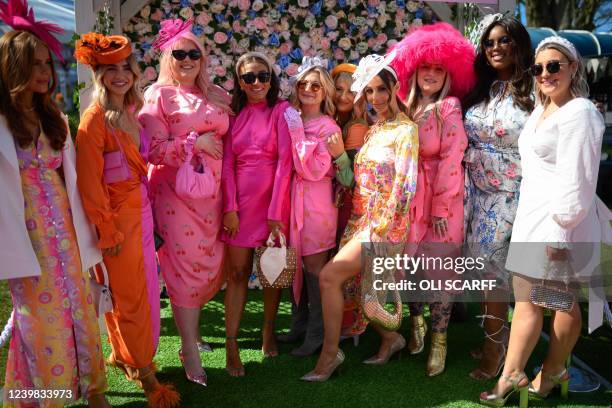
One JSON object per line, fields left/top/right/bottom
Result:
{"left": 0, "top": 114, "right": 102, "bottom": 280}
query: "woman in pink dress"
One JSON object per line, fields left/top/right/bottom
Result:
{"left": 391, "top": 22, "right": 474, "bottom": 377}
{"left": 138, "top": 19, "right": 231, "bottom": 387}
{"left": 287, "top": 59, "right": 340, "bottom": 357}
{"left": 221, "top": 52, "right": 292, "bottom": 377}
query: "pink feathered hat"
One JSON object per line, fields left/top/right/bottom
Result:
{"left": 152, "top": 18, "right": 204, "bottom": 54}
{"left": 389, "top": 22, "right": 476, "bottom": 100}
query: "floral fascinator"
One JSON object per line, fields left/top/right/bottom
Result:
{"left": 0, "top": 0, "right": 64, "bottom": 61}
{"left": 75, "top": 33, "right": 132, "bottom": 68}
{"left": 351, "top": 50, "right": 397, "bottom": 103}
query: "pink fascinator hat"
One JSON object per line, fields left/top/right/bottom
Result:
{"left": 0, "top": 0, "right": 64, "bottom": 61}
{"left": 152, "top": 18, "right": 204, "bottom": 54}
{"left": 390, "top": 22, "right": 476, "bottom": 100}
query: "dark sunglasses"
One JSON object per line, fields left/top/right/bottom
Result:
{"left": 297, "top": 81, "right": 322, "bottom": 92}
{"left": 483, "top": 36, "right": 512, "bottom": 49}
{"left": 171, "top": 49, "right": 202, "bottom": 61}
{"left": 529, "top": 60, "right": 571, "bottom": 77}
{"left": 240, "top": 71, "right": 271, "bottom": 85}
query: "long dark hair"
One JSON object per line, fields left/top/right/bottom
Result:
{"left": 0, "top": 30, "right": 66, "bottom": 150}
{"left": 230, "top": 54, "right": 280, "bottom": 113}
{"left": 463, "top": 17, "right": 534, "bottom": 114}
{"left": 365, "top": 68, "right": 407, "bottom": 119}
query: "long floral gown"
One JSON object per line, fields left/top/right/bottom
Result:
{"left": 463, "top": 81, "right": 530, "bottom": 286}
{"left": 4, "top": 133, "right": 107, "bottom": 407}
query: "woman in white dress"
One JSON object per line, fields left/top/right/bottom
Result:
{"left": 479, "top": 36, "right": 611, "bottom": 407}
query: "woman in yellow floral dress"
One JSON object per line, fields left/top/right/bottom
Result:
{"left": 301, "top": 52, "right": 419, "bottom": 381}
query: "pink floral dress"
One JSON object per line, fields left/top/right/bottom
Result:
{"left": 139, "top": 84, "right": 230, "bottom": 308}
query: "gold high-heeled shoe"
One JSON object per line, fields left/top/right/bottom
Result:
{"left": 528, "top": 367, "right": 569, "bottom": 399}
{"left": 408, "top": 315, "right": 427, "bottom": 354}
{"left": 479, "top": 372, "right": 529, "bottom": 408}
{"left": 426, "top": 332, "right": 447, "bottom": 377}
{"left": 300, "top": 350, "right": 345, "bottom": 382}
{"left": 363, "top": 334, "right": 406, "bottom": 365}
{"left": 178, "top": 349, "right": 208, "bottom": 387}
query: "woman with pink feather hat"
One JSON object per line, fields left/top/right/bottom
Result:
{"left": 389, "top": 22, "right": 475, "bottom": 376}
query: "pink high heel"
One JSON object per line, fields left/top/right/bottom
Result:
{"left": 178, "top": 349, "right": 208, "bottom": 387}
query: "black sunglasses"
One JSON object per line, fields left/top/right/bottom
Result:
{"left": 529, "top": 60, "right": 571, "bottom": 77}
{"left": 483, "top": 36, "right": 512, "bottom": 49}
{"left": 240, "top": 71, "right": 271, "bottom": 85}
{"left": 171, "top": 49, "right": 202, "bottom": 61}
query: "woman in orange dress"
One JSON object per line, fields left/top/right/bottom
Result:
{"left": 75, "top": 33, "right": 179, "bottom": 407}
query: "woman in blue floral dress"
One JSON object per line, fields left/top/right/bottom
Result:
{"left": 462, "top": 16, "right": 534, "bottom": 380}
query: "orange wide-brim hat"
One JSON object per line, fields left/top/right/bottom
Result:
{"left": 75, "top": 33, "right": 132, "bottom": 68}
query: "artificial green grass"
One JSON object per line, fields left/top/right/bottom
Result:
{"left": 0, "top": 256, "right": 610, "bottom": 407}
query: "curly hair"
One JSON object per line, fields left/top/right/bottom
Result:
{"left": 463, "top": 17, "right": 534, "bottom": 114}
{"left": 0, "top": 30, "right": 66, "bottom": 150}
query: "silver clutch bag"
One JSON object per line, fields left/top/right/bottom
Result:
{"left": 529, "top": 258, "right": 575, "bottom": 313}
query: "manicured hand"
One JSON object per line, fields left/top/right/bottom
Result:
{"left": 223, "top": 211, "right": 240, "bottom": 239}
{"left": 327, "top": 132, "right": 345, "bottom": 159}
{"left": 431, "top": 216, "right": 448, "bottom": 238}
{"left": 195, "top": 131, "right": 222, "bottom": 159}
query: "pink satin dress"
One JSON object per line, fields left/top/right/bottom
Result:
{"left": 139, "top": 84, "right": 230, "bottom": 308}
{"left": 221, "top": 100, "right": 293, "bottom": 246}
{"left": 290, "top": 115, "right": 340, "bottom": 303}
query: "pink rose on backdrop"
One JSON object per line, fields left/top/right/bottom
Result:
{"left": 214, "top": 32, "right": 228, "bottom": 44}
{"left": 253, "top": 17, "right": 267, "bottom": 30}
{"left": 144, "top": 66, "right": 157, "bottom": 82}
{"left": 232, "top": 20, "right": 242, "bottom": 32}
{"left": 376, "top": 33, "right": 387, "bottom": 44}
{"left": 214, "top": 66, "right": 227, "bottom": 76}
{"left": 196, "top": 12, "right": 212, "bottom": 26}
{"left": 320, "top": 38, "right": 331, "bottom": 50}
{"left": 279, "top": 42, "right": 291, "bottom": 54}
{"left": 396, "top": 9, "right": 405, "bottom": 18}
{"left": 223, "top": 79, "right": 234, "bottom": 90}
{"left": 298, "top": 0, "right": 309, "bottom": 7}
{"left": 286, "top": 63, "right": 299, "bottom": 76}
{"left": 327, "top": 31, "right": 339, "bottom": 41}
{"left": 238, "top": 0, "right": 250, "bottom": 11}
{"left": 367, "top": 38, "right": 376, "bottom": 48}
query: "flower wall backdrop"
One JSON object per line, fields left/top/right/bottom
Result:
{"left": 124, "top": 0, "right": 438, "bottom": 97}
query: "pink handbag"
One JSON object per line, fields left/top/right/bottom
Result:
{"left": 103, "top": 128, "right": 130, "bottom": 184}
{"left": 175, "top": 132, "right": 216, "bottom": 200}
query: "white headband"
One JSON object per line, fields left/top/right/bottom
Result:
{"left": 535, "top": 36, "right": 579, "bottom": 61}
{"left": 351, "top": 50, "right": 397, "bottom": 102}
{"left": 294, "top": 55, "right": 327, "bottom": 80}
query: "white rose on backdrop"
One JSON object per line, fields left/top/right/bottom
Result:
{"left": 407, "top": 1, "right": 419, "bottom": 12}
{"left": 252, "top": 0, "right": 264, "bottom": 11}
{"left": 353, "top": 16, "right": 366, "bottom": 27}
{"left": 298, "top": 34, "right": 312, "bottom": 51}
{"left": 349, "top": 50, "right": 359, "bottom": 60}
{"left": 386, "top": 1, "right": 397, "bottom": 12}
{"left": 239, "top": 38, "right": 251, "bottom": 49}
{"left": 210, "top": 3, "right": 225, "bottom": 13}
{"left": 338, "top": 37, "right": 352, "bottom": 50}
{"left": 204, "top": 26, "right": 214, "bottom": 34}
{"left": 179, "top": 7, "right": 193, "bottom": 20}
{"left": 304, "top": 16, "right": 317, "bottom": 29}
{"left": 325, "top": 15, "right": 338, "bottom": 29}
{"left": 298, "top": 0, "right": 309, "bottom": 7}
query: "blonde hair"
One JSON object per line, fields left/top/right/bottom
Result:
{"left": 333, "top": 72, "right": 364, "bottom": 122}
{"left": 153, "top": 37, "right": 230, "bottom": 112}
{"left": 535, "top": 43, "right": 588, "bottom": 107}
{"left": 404, "top": 69, "right": 451, "bottom": 127}
{"left": 89, "top": 54, "right": 143, "bottom": 129}
{"left": 291, "top": 66, "right": 336, "bottom": 117}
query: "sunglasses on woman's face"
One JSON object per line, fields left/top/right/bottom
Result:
{"left": 297, "top": 81, "right": 322, "bottom": 92}
{"left": 171, "top": 49, "right": 202, "bottom": 61}
{"left": 529, "top": 60, "right": 571, "bottom": 77}
{"left": 483, "top": 36, "right": 512, "bottom": 49}
{"left": 240, "top": 71, "right": 271, "bottom": 85}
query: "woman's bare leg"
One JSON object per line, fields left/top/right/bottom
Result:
{"left": 224, "top": 245, "right": 254, "bottom": 376}
{"left": 312, "top": 238, "right": 362, "bottom": 374}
